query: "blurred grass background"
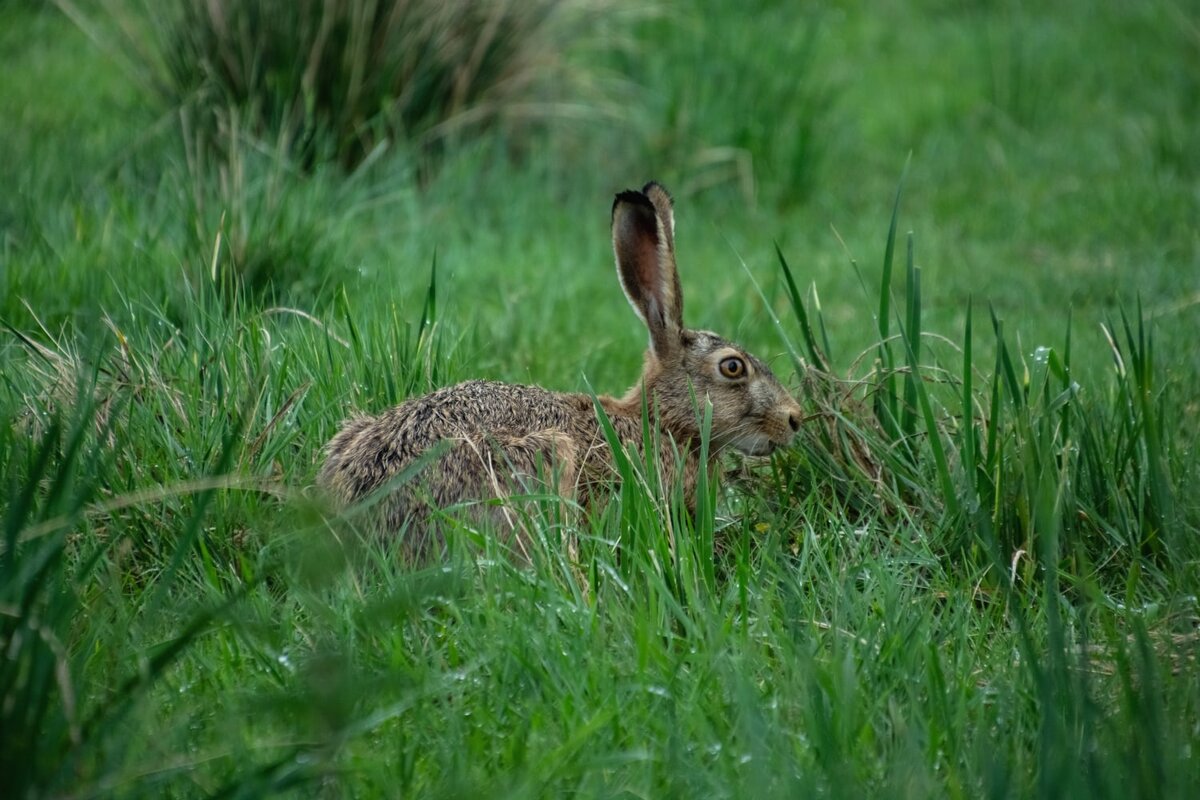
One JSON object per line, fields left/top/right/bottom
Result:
{"left": 1, "top": 0, "right": 1198, "bottom": 796}
{"left": 6, "top": 0, "right": 1196, "bottom": 384}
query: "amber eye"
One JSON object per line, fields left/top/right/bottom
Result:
{"left": 718, "top": 356, "right": 746, "bottom": 379}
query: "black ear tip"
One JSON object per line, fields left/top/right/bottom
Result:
{"left": 612, "top": 188, "right": 655, "bottom": 217}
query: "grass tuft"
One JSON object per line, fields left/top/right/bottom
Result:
{"left": 76, "top": 0, "right": 606, "bottom": 172}
{"left": 773, "top": 174, "right": 1197, "bottom": 596}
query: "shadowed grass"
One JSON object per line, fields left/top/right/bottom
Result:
{"left": 57, "top": 0, "right": 611, "bottom": 171}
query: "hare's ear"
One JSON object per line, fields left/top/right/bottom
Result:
{"left": 612, "top": 183, "right": 684, "bottom": 358}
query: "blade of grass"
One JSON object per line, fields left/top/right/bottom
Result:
{"left": 775, "top": 243, "right": 829, "bottom": 371}
{"left": 874, "top": 157, "right": 910, "bottom": 440}
{"left": 900, "top": 232, "right": 921, "bottom": 441}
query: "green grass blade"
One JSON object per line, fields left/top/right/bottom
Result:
{"left": 900, "top": 232, "right": 921, "bottom": 441}
{"left": 775, "top": 243, "right": 828, "bottom": 371}
{"left": 898, "top": 312, "right": 960, "bottom": 521}
{"left": 874, "top": 160, "right": 909, "bottom": 440}
{"left": 989, "top": 305, "right": 1024, "bottom": 413}
{"left": 960, "top": 299, "right": 976, "bottom": 495}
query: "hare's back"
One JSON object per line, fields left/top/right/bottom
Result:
{"left": 326, "top": 379, "right": 584, "bottom": 461}
{"left": 395, "top": 379, "right": 579, "bottom": 435}
{"left": 319, "top": 379, "right": 595, "bottom": 501}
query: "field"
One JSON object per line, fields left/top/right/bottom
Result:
{"left": 2, "top": 1, "right": 1198, "bottom": 797}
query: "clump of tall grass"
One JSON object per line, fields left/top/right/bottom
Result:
{"left": 772, "top": 178, "right": 1196, "bottom": 593}
{"left": 179, "top": 129, "right": 346, "bottom": 303}
{"left": 53, "top": 0, "right": 614, "bottom": 300}
{"left": 0, "top": 383, "right": 283, "bottom": 795}
{"left": 4, "top": 255, "right": 447, "bottom": 576}
{"left": 94, "top": 0, "right": 605, "bottom": 170}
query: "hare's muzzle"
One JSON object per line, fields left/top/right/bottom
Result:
{"left": 728, "top": 406, "right": 801, "bottom": 456}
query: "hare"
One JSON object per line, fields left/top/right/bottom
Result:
{"left": 318, "top": 182, "right": 802, "bottom": 559}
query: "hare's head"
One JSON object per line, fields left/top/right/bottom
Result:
{"left": 612, "top": 182, "right": 802, "bottom": 456}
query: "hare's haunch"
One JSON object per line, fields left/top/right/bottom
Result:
{"left": 319, "top": 182, "right": 801, "bottom": 557}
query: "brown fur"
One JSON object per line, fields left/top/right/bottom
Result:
{"left": 318, "top": 182, "right": 802, "bottom": 559}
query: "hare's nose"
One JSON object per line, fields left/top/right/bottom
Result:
{"left": 788, "top": 410, "right": 801, "bottom": 432}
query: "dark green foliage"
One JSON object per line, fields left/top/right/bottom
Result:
{"left": 157, "top": 0, "right": 574, "bottom": 168}
{"left": 0, "top": 386, "right": 281, "bottom": 797}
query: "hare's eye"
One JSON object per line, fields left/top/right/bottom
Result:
{"left": 719, "top": 356, "right": 746, "bottom": 379}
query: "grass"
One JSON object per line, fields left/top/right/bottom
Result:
{"left": 56, "top": 0, "right": 605, "bottom": 171}
{"left": 2, "top": 0, "right": 1199, "bottom": 797}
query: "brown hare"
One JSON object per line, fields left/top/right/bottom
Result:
{"left": 319, "top": 182, "right": 802, "bottom": 558}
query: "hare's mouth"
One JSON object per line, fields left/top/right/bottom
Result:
{"left": 730, "top": 433, "right": 777, "bottom": 457}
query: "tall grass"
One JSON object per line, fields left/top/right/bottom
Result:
{"left": 0, "top": 377, "right": 285, "bottom": 796}
{"left": 46, "top": 0, "right": 615, "bottom": 300}
{"left": 59, "top": 0, "right": 608, "bottom": 170}
{"left": 776, "top": 178, "right": 1196, "bottom": 592}
{"left": 4, "top": 0, "right": 1199, "bottom": 795}
{"left": 3, "top": 185, "right": 1195, "bottom": 794}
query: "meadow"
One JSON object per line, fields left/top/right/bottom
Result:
{"left": 2, "top": 0, "right": 1198, "bottom": 797}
